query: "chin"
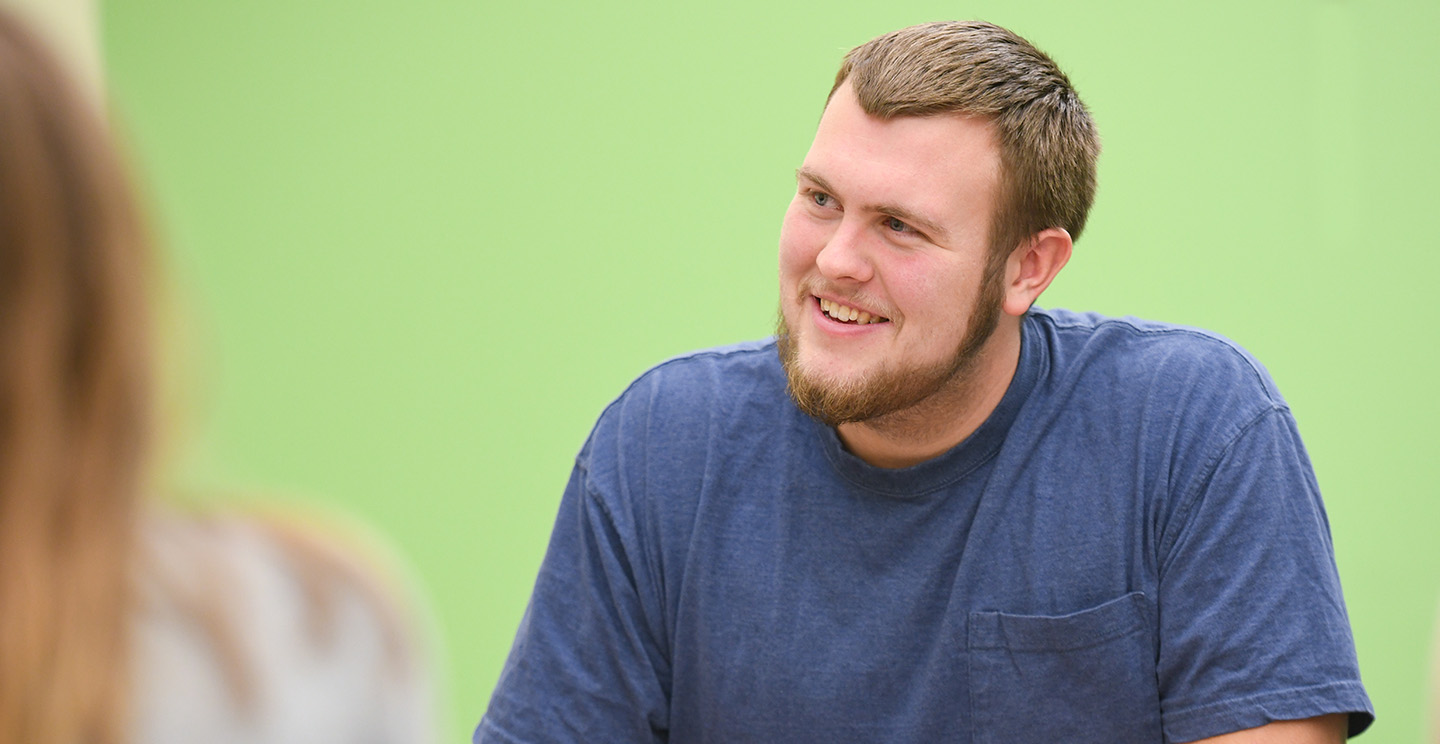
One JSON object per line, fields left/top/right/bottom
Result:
{"left": 801, "top": 350, "right": 870, "bottom": 387}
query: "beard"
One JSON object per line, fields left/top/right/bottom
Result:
{"left": 776, "top": 260, "right": 1006, "bottom": 428}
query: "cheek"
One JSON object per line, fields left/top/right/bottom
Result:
{"left": 884, "top": 257, "right": 979, "bottom": 329}
{"left": 778, "top": 201, "right": 823, "bottom": 280}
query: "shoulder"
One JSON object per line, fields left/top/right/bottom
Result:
{"left": 609, "top": 339, "right": 782, "bottom": 409}
{"left": 1027, "top": 307, "right": 1288, "bottom": 418}
{"left": 130, "top": 510, "right": 433, "bottom": 744}
{"left": 573, "top": 339, "right": 794, "bottom": 516}
{"left": 584, "top": 339, "right": 786, "bottom": 453}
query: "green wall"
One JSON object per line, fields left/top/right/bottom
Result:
{"left": 103, "top": 1, "right": 1438, "bottom": 740}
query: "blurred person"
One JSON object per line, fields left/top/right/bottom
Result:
{"left": 0, "top": 9, "right": 432, "bottom": 744}
{"left": 1428, "top": 598, "right": 1440, "bottom": 742}
{"left": 478, "top": 21, "right": 1370, "bottom": 743}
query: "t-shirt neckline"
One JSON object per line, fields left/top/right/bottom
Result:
{"left": 813, "top": 314, "right": 1043, "bottom": 498}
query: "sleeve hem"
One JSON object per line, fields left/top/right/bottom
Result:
{"left": 474, "top": 717, "right": 527, "bottom": 744}
{"left": 1162, "top": 680, "right": 1374, "bottom": 742}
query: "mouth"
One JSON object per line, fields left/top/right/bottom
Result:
{"left": 817, "top": 297, "right": 889, "bottom": 325}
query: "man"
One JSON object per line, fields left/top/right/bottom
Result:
{"left": 477, "top": 21, "right": 1372, "bottom": 743}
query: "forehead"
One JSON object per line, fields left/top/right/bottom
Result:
{"left": 803, "top": 83, "right": 1002, "bottom": 231}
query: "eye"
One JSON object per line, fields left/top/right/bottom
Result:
{"left": 810, "top": 191, "right": 835, "bottom": 208}
{"left": 885, "top": 216, "right": 914, "bottom": 233}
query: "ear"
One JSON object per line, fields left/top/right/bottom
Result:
{"left": 1001, "top": 227, "right": 1073, "bottom": 317}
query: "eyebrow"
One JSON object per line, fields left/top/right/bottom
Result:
{"left": 795, "top": 167, "right": 951, "bottom": 241}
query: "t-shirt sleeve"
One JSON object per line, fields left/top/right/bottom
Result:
{"left": 1155, "top": 407, "right": 1373, "bottom": 742}
{"left": 476, "top": 458, "right": 670, "bottom": 744}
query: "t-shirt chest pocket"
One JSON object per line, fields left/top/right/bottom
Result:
{"left": 967, "top": 591, "right": 1161, "bottom": 743}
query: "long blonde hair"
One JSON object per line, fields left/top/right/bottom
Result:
{"left": 0, "top": 8, "right": 152, "bottom": 743}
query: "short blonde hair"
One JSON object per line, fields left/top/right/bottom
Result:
{"left": 833, "top": 21, "right": 1100, "bottom": 261}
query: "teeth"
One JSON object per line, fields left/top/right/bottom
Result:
{"left": 819, "top": 298, "right": 886, "bottom": 325}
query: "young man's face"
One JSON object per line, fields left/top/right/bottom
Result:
{"left": 777, "top": 82, "right": 1008, "bottom": 425}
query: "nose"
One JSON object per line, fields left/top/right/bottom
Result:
{"left": 814, "top": 219, "right": 873, "bottom": 284}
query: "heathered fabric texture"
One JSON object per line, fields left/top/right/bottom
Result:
{"left": 478, "top": 308, "right": 1372, "bottom": 743}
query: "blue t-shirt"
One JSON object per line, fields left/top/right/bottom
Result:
{"left": 477, "top": 308, "right": 1373, "bottom": 743}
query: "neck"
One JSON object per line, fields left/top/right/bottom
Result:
{"left": 836, "top": 318, "right": 1022, "bottom": 469}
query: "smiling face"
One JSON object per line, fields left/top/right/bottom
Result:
{"left": 777, "top": 82, "right": 1009, "bottom": 426}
